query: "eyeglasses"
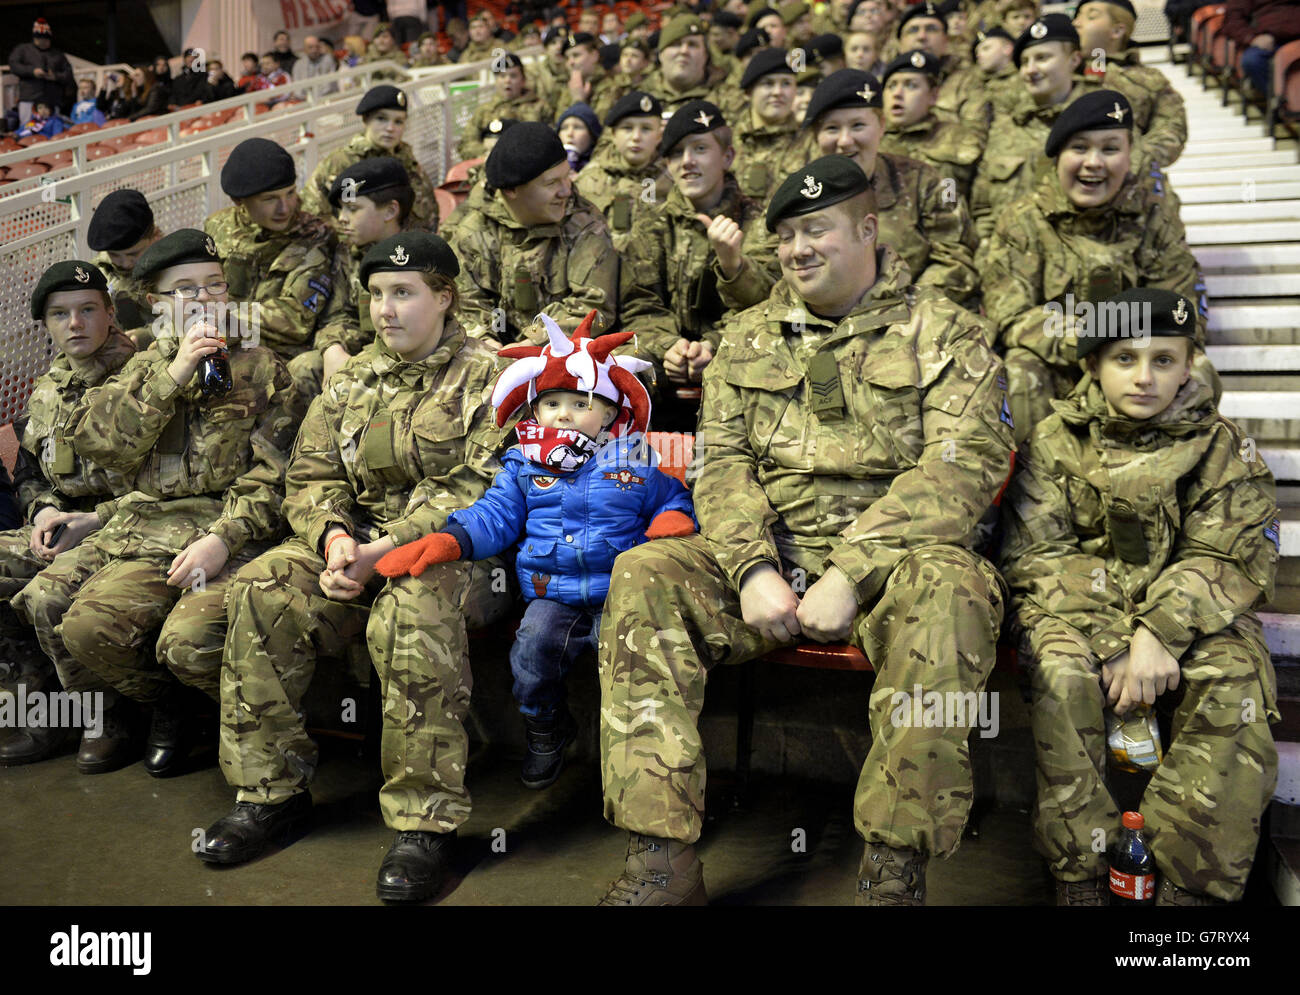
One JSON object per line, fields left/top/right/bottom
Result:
{"left": 168, "top": 280, "right": 229, "bottom": 300}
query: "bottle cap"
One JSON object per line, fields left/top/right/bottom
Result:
{"left": 1122, "top": 811, "right": 1144, "bottom": 830}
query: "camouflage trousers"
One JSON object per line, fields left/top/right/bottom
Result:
{"left": 599, "top": 536, "right": 1004, "bottom": 855}
{"left": 221, "top": 536, "right": 511, "bottom": 832}
{"left": 1002, "top": 348, "right": 1077, "bottom": 446}
{"left": 286, "top": 349, "right": 324, "bottom": 403}
{"left": 0, "top": 525, "right": 59, "bottom": 690}
{"left": 10, "top": 537, "right": 261, "bottom": 703}
{"left": 1021, "top": 613, "right": 1279, "bottom": 901}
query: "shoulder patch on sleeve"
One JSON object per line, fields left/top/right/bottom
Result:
{"left": 1264, "top": 517, "right": 1281, "bottom": 552}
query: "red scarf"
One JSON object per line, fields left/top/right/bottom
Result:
{"left": 514, "top": 409, "right": 634, "bottom": 474}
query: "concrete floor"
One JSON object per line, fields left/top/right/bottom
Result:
{"left": 0, "top": 739, "right": 1056, "bottom": 906}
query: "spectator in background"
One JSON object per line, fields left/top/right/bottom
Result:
{"left": 342, "top": 36, "right": 368, "bottom": 67}
{"left": 18, "top": 101, "right": 68, "bottom": 139}
{"left": 446, "top": 18, "right": 471, "bottom": 61}
{"left": 236, "top": 53, "right": 261, "bottom": 90}
{"left": 365, "top": 23, "right": 411, "bottom": 66}
{"left": 71, "top": 78, "right": 107, "bottom": 126}
{"left": 1223, "top": 0, "right": 1300, "bottom": 94}
{"left": 386, "top": 0, "right": 430, "bottom": 43}
{"left": 410, "top": 32, "right": 444, "bottom": 67}
{"left": 557, "top": 102, "right": 601, "bottom": 171}
{"left": 127, "top": 65, "right": 170, "bottom": 120}
{"left": 208, "top": 59, "right": 239, "bottom": 101}
{"left": 257, "top": 52, "right": 293, "bottom": 102}
{"left": 97, "top": 70, "right": 135, "bottom": 119}
{"left": 8, "top": 17, "right": 76, "bottom": 123}
{"left": 602, "top": 11, "right": 624, "bottom": 43}
{"left": 272, "top": 30, "right": 300, "bottom": 74}
{"left": 170, "top": 49, "right": 215, "bottom": 107}
{"left": 294, "top": 34, "right": 339, "bottom": 92}
{"left": 152, "top": 55, "right": 174, "bottom": 86}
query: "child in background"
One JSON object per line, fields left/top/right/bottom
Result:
{"left": 377, "top": 311, "right": 696, "bottom": 789}
{"left": 71, "top": 79, "right": 106, "bottom": 126}
{"left": 557, "top": 103, "right": 602, "bottom": 172}
{"left": 18, "top": 102, "right": 66, "bottom": 139}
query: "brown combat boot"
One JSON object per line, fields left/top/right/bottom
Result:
{"left": 856, "top": 842, "right": 928, "bottom": 906}
{"left": 1055, "top": 876, "right": 1110, "bottom": 906}
{"left": 1155, "top": 878, "right": 1227, "bottom": 906}
{"left": 598, "top": 832, "right": 708, "bottom": 906}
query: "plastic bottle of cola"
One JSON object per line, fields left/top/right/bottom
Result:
{"left": 198, "top": 305, "right": 233, "bottom": 397}
{"left": 1109, "top": 811, "right": 1156, "bottom": 905}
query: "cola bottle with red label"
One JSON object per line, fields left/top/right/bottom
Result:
{"left": 1109, "top": 811, "right": 1156, "bottom": 905}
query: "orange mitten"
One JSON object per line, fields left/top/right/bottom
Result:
{"left": 375, "top": 532, "right": 463, "bottom": 578}
{"left": 644, "top": 510, "right": 697, "bottom": 539}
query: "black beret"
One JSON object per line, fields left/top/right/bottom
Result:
{"left": 1013, "top": 14, "right": 1080, "bottom": 66}
{"left": 87, "top": 189, "right": 155, "bottom": 252}
{"left": 491, "top": 52, "right": 524, "bottom": 72}
{"left": 741, "top": 46, "right": 796, "bottom": 88}
{"left": 134, "top": 228, "right": 223, "bottom": 284}
{"left": 807, "top": 34, "right": 844, "bottom": 61}
{"left": 766, "top": 154, "right": 871, "bottom": 231}
{"left": 897, "top": 1, "right": 946, "bottom": 38}
{"left": 605, "top": 90, "right": 664, "bottom": 127}
{"left": 220, "top": 138, "right": 296, "bottom": 198}
{"left": 542, "top": 27, "right": 568, "bottom": 46}
{"left": 735, "top": 28, "right": 771, "bottom": 58}
{"left": 1045, "top": 89, "right": 1133, "bottom": 156}
{"left": 355, "top": 84, "right": 409, "bottom": 116}
{"left": 883, "top": 49, "right": 942, "bottom": 84}
{"left": 484, "top": 121, "right": 566, "bottom": 189}
{"left": 328, "top": 156, "right": 411, "bottom": 208}
{"left": 746, "top": 6, "right": 780, "bottom": 28}
{"left": 648, "top": 29, "right": 661, "bottom": 48}
{"left": 803, "top": 68, "right": 882, "bottom": 127}
{"left": 31, "top": 261, "right": 109, "bottom": 320}
{"left": 713, "top": 11, "right": 744, "bottom": 28}
{"left": 971, "top": 26, "right": 1014, "bottom": 57}
{"left": 568, "top": 31, "right": 599, "bottom": 51}
{"left": 360, "top": 232, "right": 460, "bottom": 286}
{"left": 1074, "top": 0, "right": 1137, "bottom": 19}
{"left": 658, "top": 14, "right": 706, "bottom": 50}
{"left": 599, "top": 43, "right": 621, "bottom": 70}
{"left": 480, "top": 116, "right": 520, "bottom": 139}
{"left": 1076, "top": 287, "right": 1197, "bottom": 360}
{"left": 660, "top": 99, "right": 727, "bottom": 155}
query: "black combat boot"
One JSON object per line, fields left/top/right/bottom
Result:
{"left": 520, "top": 707, "right": 576, "bottom": 789}
{"left": 143, "top": 682, "right": 217, "bottom": 777}
{"left": 196, "top": 792, "right": 313, "bottom": 865}
{"left": 0, "top": 657, "right": 75, "bottom": 766}
{"left": 376, "top": 830, "right": 457, "bottom": 903}
{"left": 77, "top": 689, "right": 144, "bottom": 775}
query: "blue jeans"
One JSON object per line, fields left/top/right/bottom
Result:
{"left": 509, "top": 598, "right": 601, "bottom": 718}
{"left": 1241, "top": 45, "right": 1272, "bottom": 93}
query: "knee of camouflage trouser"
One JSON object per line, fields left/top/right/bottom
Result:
{"left": 1028, "top": 645, "right": 1100, "bottom": 706}
{"left": 286, "top": 349, "right": 324, "bottom": 402}
{"left": 885, "top": 545, "right": 1000, "bottom": 609}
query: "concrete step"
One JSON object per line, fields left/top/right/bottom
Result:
{"left": 1170, "top": 164, "right": 1300, "bottom": 185}
{"left": 1189, "top": 221, "right": 1300, "bottom": 244}
{"left": 1171, "top": 150, "right": 1296, "bottom": 169}
{"left": 1196, "top": 243, "right": 1300, "bottom": 269}
{"left": 1205, "top": 345, "right": 1300, "bottom": 373}
{"left": 1210, "top": 302, "right": 1300, "bottom": 331}
{"left": 1172, "top": 137, "right": 1275, "bottom": 154}
{"left": 1219, "top": 392, "right": 1300, "bottom": 445}
{"left": 1180, "top": 181, "right": 1300, "bottom": 203}
{"left": 1181, "top": 200, "right": 1300, "bottom": 224}
{"left": 1265, "top": 612, "right": 1300, "bottom": 657}
{"left": 1206, "top": 271, "right": 1300, "bottom": 296}
{"left": 1260, "top": 445, "right": 1300, "bottom": 481}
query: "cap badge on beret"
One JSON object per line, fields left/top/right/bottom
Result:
{"left": 694, "top": 109, "right": 714, "bottom": 127}
{"left": 204, "top": 235, "right": 218, "bottom": 256}
{"left": 397, "top": 91, "right": 406, "bottom": 107}
{"left": 857, "top": 83, "right": 875, "bottom": 101}
{"left": 489, "top": 118, "right": 504, "bottom": 133}
{"left": 1030, "top": 21, "right": 1048, "bottom": 38}
{"left": 74, "top": 266, "right": 90, "bottom": 284}
{"left": 639, "top": 95, "right": 653, "bottom": 112}
{"left": 1173, "top": 299, "right": 1189, "bottom": 326}
{"left": 1107, "top": 101, "right": 1127, "bottom": 122}
{"left": 389, "top": 244, "right": 410, "bottom": 265}
{"left": 910, "top": 51, "right": 925, "bottom": 68}
{"left": 801, "top": 174, "right": 823, "bottom": 199}
{"left": 924, "top": 2, "right": 936, "bottom": 14}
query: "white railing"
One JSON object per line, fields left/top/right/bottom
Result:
{"left": 0, "top": 54, "right": 513, "bottom": 425}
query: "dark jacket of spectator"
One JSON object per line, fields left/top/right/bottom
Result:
{"left": 1223, "top": 0, "right": 1300, "bottom": 47}
{"left": 209, "top": 72, "right": 239, "bottom": 101}
{"left": 7, "top": 40, "right": 75, "bottom": 108}
{"left": 98, "top": 76, "right": 134, "bottom": 119}
{"left": 129, "top": 79, "right": 171, "bottom": 120}
{"left": 171, "top": 68, "right": 215, "bottom": 106}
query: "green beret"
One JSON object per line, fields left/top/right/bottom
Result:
{"left": 1045, "top": 89, "right": 1133, "bottom": 156}
{"left": 1076, "top": 288, "right": 1197, "bottom": 360}
{"left": 86, "top": 189, "right": 154, "bottom": 252}
{"left": 896, "top": 1, "right": 946, "bottom": 38}
{"left": 356, "top": 84, "right": 408, "bottom": 116}
{"left": 31, "top": 261, "right": 109, "bottom": 320}
{"left": 605, "top": 90, "right": 664, "bottom": 128}
{"left": 625, "top": 11, "right": 648, "bottom": 30}
{"left": 660, "top": 99, "right": 727, "bottom": 156}
{"left": 1013, "top": 14, "right": 1080, "bottom": 66}
{"left": 360, "top": 232, "right": 460, "bottom": 287}
{"left": 741, "top": 47, "right": 797, "bottom": 88}
{"left": 803, "top": 68, "right": 882, "bottom": 127}
{"left": 882, "top": 49, "right": 942, "bottom": 84}
{"left": 133, "top": 228, "right": 223, "bottom": 285}
{"left": 780, "top": 1, "right": 810, "bottom": 24}
{"left": 485, "top": 121, "right": 566, "bottom": 190}
{"left": 328, "top": 156, "right": 411, "bottom": 209}
{"left": 658, "top": 14, "right": 706, "bottom": 51}
{"left": 220, "top": 138, "right": 296, "bottom": 199}
{"left": 766, "top": 154, "right": 871, "bottom": 231}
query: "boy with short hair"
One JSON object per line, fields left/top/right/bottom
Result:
{"left": 1000, "top": 287, "right": 1280, "bottom": 906}
{"left": 880, "top": 49, "right": 982, "bottom": 201}
{"left": 377, "top": 312, "right": 696, "bottom": 789}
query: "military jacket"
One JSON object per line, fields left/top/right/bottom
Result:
{"left": 573, "top": 150, "right": 672, "bottom": 252}
{"left": 91, "top": 252, "right": 153, "bottom": 338}
{"left": 732, "top": 111, "right": 815, "bottom": 203}
{"left": 302, "top": 134, "right": 439, "bottom": 232}
{"left": 1084, "top": 56, "right": 1188, "bottom": 172}
{"left": 881, "top": 116, "right": 983, "bottom": 201}
{"left": 458, "top": 91, "right": 552, "bottom": 160}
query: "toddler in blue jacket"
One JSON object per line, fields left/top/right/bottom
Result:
{"left": 378, "top": 311, "right": 696, "bottom": 788}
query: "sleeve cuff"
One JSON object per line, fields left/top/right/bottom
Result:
{"left": 825, "top": 544, "right": 887, "bottom": 606}
{"left": 443, "top": 522, "right": 474, "bottom": 560}
{"left": 1133, "top": 604, "right": 1193, "bottom": 662}
{"left": 207, "top": 518, "right": 250, "bottom": 558}
{"left": 95, "top": 499, "right": 119, "bottom": 527}
{"left": 140, "top": 356, "right": 184, "bottom": 408}
{"left": 1089, "top": 616, "right": 1137, "bottom": 662}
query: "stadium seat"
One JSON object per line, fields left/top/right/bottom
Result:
{"left": 1268, "top": 39, "right": 1300, "bottom": 136}
{"left": 63, "top": 122, "right": 100, "bottom": 137}
{"left": 16, "top": 135, "right": 49, "bottom": 147}
{"left": 434, "top": 187, "right": 459, "bottom": 221}
{"left": 4, "top": 162, "right": 49, "bottom": 179}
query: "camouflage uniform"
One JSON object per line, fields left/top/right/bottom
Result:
{"left": 452, "top": 189, "right": 619, "bottom": 344}
{"left": 11, "top": 333, "right": 299, "bottom": 703}
{"left": 457, "top": 91, "right": 552, "bottom": 161}
{"left": 91, "top": 253, "right": 154, "bottom": 344}
{"left": 204, "top": 207, "right": 337, "bottom": 400}
{"left": 732, "top": 111, "right": 816, "bottom": 203}
{"left": 573, "top": 147, "right": 673, "bottom": 253}
{"left": 721, "top": 152, "right": 981, "bottom": 308}
{"left": 620, "top": 174, "right": 764, "bottom": 365}
{"left": 0, "top": 331, "right": 136, "bottom": 692}
{"left": 982, "top": 172, "right": 1204, "bottom": 442}
{"left": 301, "top": 134, "right": 439, "bottom": 233}
{"left": 1085, "top": 54, "right": 1187, "bottom": 172}
{"left": 881, "top": 116, "right": 983, "bottom": 202}
{"left": 640, "top": 66, "right": 735, "bottom": 120}
{"left": 362, "top": 44, "right": 410, "bottom": 79}
{"left": 934, "top": 60, "right": 996, "bottom": 142}
{"left": 458, "top": 39, "right": 500, "bottom": 64}
{"left": 600, "top": 246, "right": 1015, "bottom": 851}
{"left": 999, "top": 372, "right": 1280, "bottom": 901}
{"left": 532, "top": 56, "right": 571, "bottom": 123}
{"left": 221, "top": 326, "right": 512, "bottom": 833}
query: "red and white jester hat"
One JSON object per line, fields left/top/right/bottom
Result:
{"left": 491, "top": 310, "right": 654, "bottom": 434}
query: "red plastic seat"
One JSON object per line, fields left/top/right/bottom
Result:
{"left": 16, "top": 135, "right": 49, "bottom": 147}
{"left": 35, "top": 151, "right": 73, "bottom": 169}
{"left": 86, "top": 143, "right": 117, "bottom": 160}
{"left": 442, "top": 156, "right": 483, "bottom": 191}
{"left": 434, "top": 187, "right": 459, "bottom": 222}
{"left": 63, "top": 122, "right": 100, "bottom": 137}
{"left": 5, "top": 162, "right": 49, "bottom": 179}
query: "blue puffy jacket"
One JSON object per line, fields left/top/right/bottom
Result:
{"left": 443, "top": 436, "right": 696, "bottom": 608}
